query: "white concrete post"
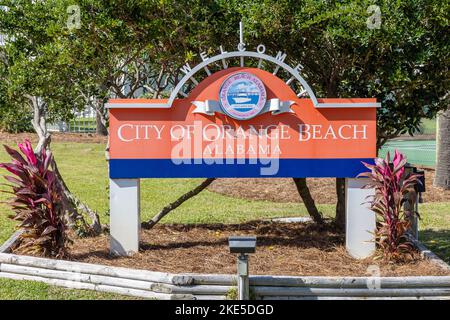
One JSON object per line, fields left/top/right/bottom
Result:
{"left": 109, "top": 179, "right": 140, "bottom": 256}
{"left": 345, "top": 178, "right": 376, "bottom": 259}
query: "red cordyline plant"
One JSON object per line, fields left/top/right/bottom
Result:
{"left": 359, "top": 150, "right": 421, "bottom": 261}
{"left": 0, "top": 140, "right": 69, "bottom": 257}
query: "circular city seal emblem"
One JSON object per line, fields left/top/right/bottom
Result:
{"left": 219, "top": 72, "right": 267, "bottom": 120}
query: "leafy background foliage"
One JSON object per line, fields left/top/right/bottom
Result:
{"left": 0, "top": 0, "right": 448, "bottom": 140}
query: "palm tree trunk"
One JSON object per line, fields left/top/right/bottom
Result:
{"left": 434, "top": 108, "right": 450, "bottom": 189}
{"left": 335, "top": 178, "right": 346, "bottom": 230}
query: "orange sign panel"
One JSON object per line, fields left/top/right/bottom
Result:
{"left": 108, "top": 68, "right": 377, "bottom": 178}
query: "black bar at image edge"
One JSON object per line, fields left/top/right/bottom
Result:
{"left": 0, "top": 300, "right": 448, "bottom": 318}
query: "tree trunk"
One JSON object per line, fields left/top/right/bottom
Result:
{"left": 96, "top": 112, "right": 108, "bottom": 136}
{"left": 335, "top": 178, "right": 346, "bottom": 230}
{"left": 434, "top": 108, "right": 450, "bottom": 189}
{"left": 28, "top": 95, "right": 51, "bottom": 152}
{"left": 94, "top": 99, "right": 108, "bottom": 136}
{"left": 142, "top": 178, "right": 216, "bottom": 229}
{"left": 292, "top": 178, "right": 324, "bottom": 224}
{"left": 26, "top": 95, "right": 102, "bottom": 235}
{"left": 52, "top": 160, "right": 102, "bottom": 235}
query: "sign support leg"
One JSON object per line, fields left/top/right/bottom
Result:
{"left": 345, "top": 178, "right": 376, "bottom": 259}
{"left": 109, "top": 178, "right": 140, "bottom": 256}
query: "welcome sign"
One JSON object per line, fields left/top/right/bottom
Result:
{"left": 108, "top": 66, "right": 377, "bottom": 178}
{"left": 106, "top": 25, "right": 379, "bottom": 259}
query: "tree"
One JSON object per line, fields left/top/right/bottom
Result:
{"left": 2, "top": 1, "right": 448, "bottom": 231}
{"left": 0, "top": 0, "right": 101, "bottom": 234}
{"left": 1, "top": 0, "right": 226, "bottom": 231}
{"left": 222, "top": 0, "right": 449, "bottom": 228}
{"left": 121, "top": 0, "right": 450, "bottom": 229}
{"left": 0, "top": 57, "right": 33, "bottom": 133}
{"left": 57, "top": 1, "right": 246, "bottom": 228}
{"left": 434, "top": 107, "right": 450, "bottom": 189}
{"left": 57, "top": 0, "right": 216, "bottom": 156}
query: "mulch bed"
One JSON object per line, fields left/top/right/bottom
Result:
{"left": 208, "top": 169, "right": 450, "bottom": 204}
{"left": 65, "top": 221, "right": 450, "bottom": 277}
{"left": 3, "top": 132, "right": 448, "bottom": 276}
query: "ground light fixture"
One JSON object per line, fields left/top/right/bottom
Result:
{"left": 228, "top": 236, "right": 257, "bottom": 300}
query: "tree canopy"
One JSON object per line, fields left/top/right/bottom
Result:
{"left": 218, "top": 0, "right": 450, "bottom": 146}
{"left": 0, "top": 0, "right": 448, "bottom": 229}
{"left": 1, "top": 1, "right": 447, "bottom": 143}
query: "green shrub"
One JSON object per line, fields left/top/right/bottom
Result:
{"left": 0, "top": 103, "right": 33, "bottom": 133}
{"left": 360, "top": 151, "right": 421, "bottom": 261}
{"left": 226, "top": 287, "right": 238, "bottom": 300}
{"left": 0, "top": 140, "right": 70, "bottom": 257}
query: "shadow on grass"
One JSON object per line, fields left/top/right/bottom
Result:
{"left": 420, "top": 229, "right": 450, "bottom": 264}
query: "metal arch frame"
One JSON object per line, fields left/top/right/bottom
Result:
{"left": 169, "top": 50, "right": 319, "bottom": 107}
{"left": 106, "top": 50, "right": 381, "bottom": 109}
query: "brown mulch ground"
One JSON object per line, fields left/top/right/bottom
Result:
{"left": 66, "top": 221, "right": 450, "bottom": 277}
{"left": 3, "top": 132, "right": 448, "bottom": 276}
{"left": 208, "top": 169, "right": 450, "bottom": 204}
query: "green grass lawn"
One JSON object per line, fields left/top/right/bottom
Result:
{"left": 417, "top": 202, "right": 450, "bottom": 264}
{"left": 1, "top": 142, "right": 335, "bottom": 237}
{"left": 0, "top": 278, "right": 137, "bottom": 300}
{"left": 0, "top": 140, "right": 449, "bottom": 299}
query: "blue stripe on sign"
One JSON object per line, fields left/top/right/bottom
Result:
{"left": 109, "top": 158, "right": 374, "bottom": 179}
